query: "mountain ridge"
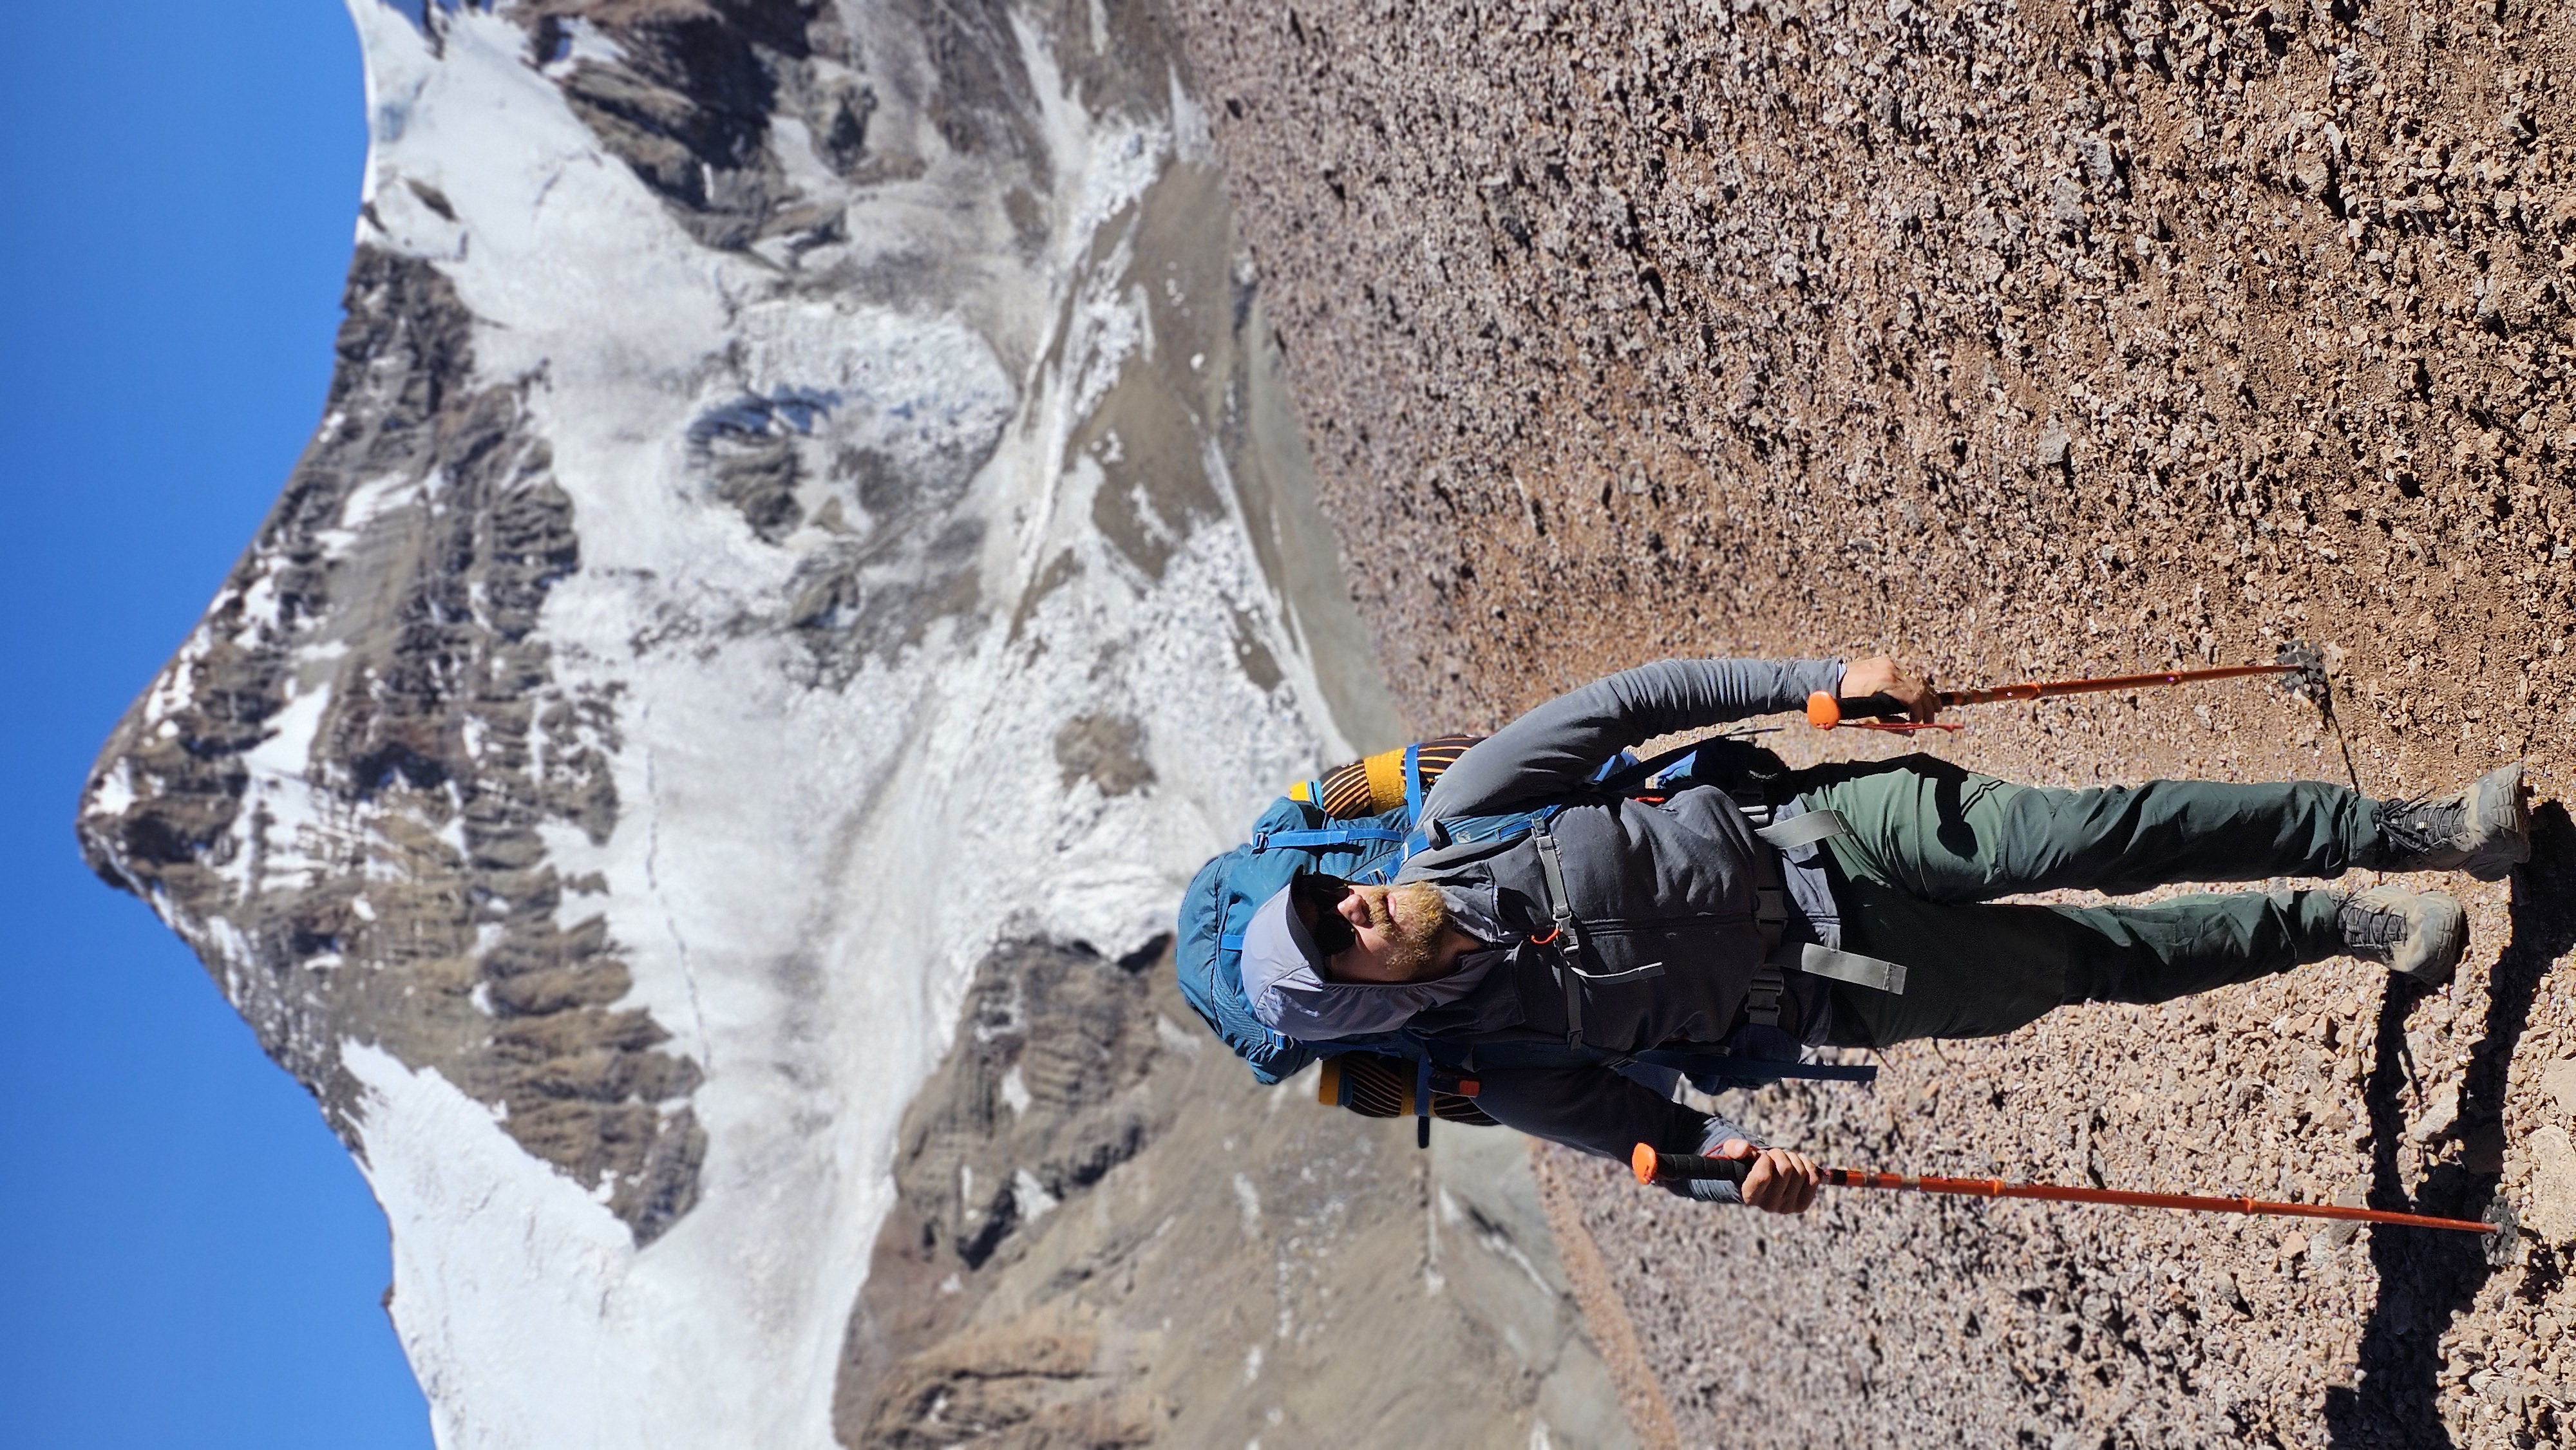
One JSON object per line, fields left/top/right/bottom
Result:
{"left": 77, "top": 3, "right": 1633, "bottom": 1444}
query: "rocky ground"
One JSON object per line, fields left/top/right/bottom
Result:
{"left": 1171, "top": 0, "right": 2576, "bottom": 1444}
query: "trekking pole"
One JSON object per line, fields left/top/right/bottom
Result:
{"left": 1807, "top": 643, "right": 2329, "bottom": 735}
{"left": 1631, "top": 1144, "right": 2501, "bottom": 1236}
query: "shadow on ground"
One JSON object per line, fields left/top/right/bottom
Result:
{"left": 2325, "top": 802, "right": 2573, "bottom": 1447}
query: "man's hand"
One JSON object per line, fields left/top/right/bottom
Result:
{"left": 1838, "top": 655, "right": 1940, "bottom": 722}
{"left": 1717, "top": 1139, "right": 1821, "bottom": 1214}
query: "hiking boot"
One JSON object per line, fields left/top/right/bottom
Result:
{"left": 2336, "top": 885, "right": 2468, "bottom": 987}
{"left": 2370, "top": 762, "right": 2532, "bottom": 881}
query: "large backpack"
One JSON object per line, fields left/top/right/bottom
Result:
{"left": 1173, "top": 734, "right": 1875, "bottom": 1130}
{"left": 1174, "top": 738, "right": 1517, "bottom": 1086}
{"left": 1175, "top": 793, "right": 1408, "bottom": 1085}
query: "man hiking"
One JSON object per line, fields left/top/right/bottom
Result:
{"left": 1231, "top": 656, "right": 2530, "bottom": 1216}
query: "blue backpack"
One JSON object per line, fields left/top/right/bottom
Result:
{"left": 1175, "top": 795, "right": 1406, "bottom": 1086}
{"left": 1175, "top": 742, "right": 1542, "bottom": 1085}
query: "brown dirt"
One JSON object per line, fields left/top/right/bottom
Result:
{"left": 1168, "top": 0, "right": 2576, "bottom": 1444}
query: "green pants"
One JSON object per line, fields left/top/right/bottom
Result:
{"left": 1792, "top": 756, "right": 2378, "bottom": 1048}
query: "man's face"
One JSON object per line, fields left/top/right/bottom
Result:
{"left": 1292, "top": 878, "right": 1463, "bottom": 983}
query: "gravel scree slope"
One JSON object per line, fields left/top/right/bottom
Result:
{"left": 1166, "top": 1, "right": 2576, "bottom": 1445}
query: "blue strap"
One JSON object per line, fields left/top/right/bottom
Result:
{"left": 1595, "top": 740, "right": 1708, "bottom": 795}
{"left": 1219, "top": 933, "right": 1244, "bottom": 951}
{"left": 1252, "top": 827, "right": 1407, "bottom": 850}
{"left": 1395, "top": 742, "right": 1430, "bottom": 862}
{"left": 1593, "top": 728, "right": 1783, "bottom": 797}
{"left": 1410, "top": 803, "right": 1558, "bottom": 860}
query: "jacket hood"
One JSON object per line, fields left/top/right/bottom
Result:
{"left": 1238, "top": 882, "right": 1491, "bottom": 1040}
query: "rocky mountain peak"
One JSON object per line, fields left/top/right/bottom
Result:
{"left": 77, "top": 3, "right": 1616, "bottom": 1445}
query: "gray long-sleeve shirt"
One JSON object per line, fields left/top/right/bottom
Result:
{"left": 1419, "top": 657, "right": 1842, "bottom": 822}
{"left": 1396, "top": 657, "right": 1846, "bottom": 1200}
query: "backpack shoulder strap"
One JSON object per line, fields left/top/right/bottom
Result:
{"left": 1251, "top": 824, "right": 1408, "bottom": 851}
{"left": 1399, "top": 741, "right": 1434, "bottom": 858}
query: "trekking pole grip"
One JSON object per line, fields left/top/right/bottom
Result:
{"left": 1804, "top": 691, "right": 1909, "bottom": 729}
{"left": 1632, "top": 1143, "right": 1753, "bottom": 1187}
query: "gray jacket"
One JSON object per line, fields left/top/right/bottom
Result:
{"left": 1392, "top": 657, "right": 1847, "bottom": 1198}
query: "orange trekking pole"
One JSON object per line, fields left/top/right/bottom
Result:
{"left": 1806, "top": 643, "right": 2329, "bottom": 734}
{"left": 1632, "top": 1144, "right": 2510, "bottom": 1243}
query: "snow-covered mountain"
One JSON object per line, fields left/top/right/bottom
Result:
{"left": 80, "top": 3, "right": 1629, "bottom": 1446}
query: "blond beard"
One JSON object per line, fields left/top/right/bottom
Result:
{"left": 1353, "top": 882, "right": 1455, "bottom": 982}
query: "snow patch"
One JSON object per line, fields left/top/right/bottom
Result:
{"left": 345, "top": 1041, "right": 648, "bottom": 1450}
{"left": 312, "top": 471, "right": 422, "bottom": 559}
{"left": 319, "top": 3, "right": 1368, "bottom": 1445}
{"left": 86, "top": 761, "right": 136, "bottom": 820}
{"left": 223, "top": 684, "right": 339, "bottom": 896}
{"left": 1011, "top": 1168, "right": 1058, "bottom": 1222}
{"left": 1153, "top": 1013, "right": 1204, "bottom": 1059}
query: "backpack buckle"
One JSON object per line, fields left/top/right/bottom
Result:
{"left": 1731, "top": 785, "right": 1776, "bottom": 828}
{"left": 1754, "top": 885, "right": 1788, "bottom": 954}
{"left": 1743, "top": 963, "right": 1786, "bottom": 1029}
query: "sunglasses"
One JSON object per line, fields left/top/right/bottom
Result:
{"left": 1289, "top": 872, "right": 1357, "bottom": 959}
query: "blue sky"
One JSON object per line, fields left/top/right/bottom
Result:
{"left": 0, "top": 3, "right": 433, "bottom": 1446}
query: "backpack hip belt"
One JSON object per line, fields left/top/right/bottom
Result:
{"left": 1743, "top": 809, "right": 1908, "bottom": 1029}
